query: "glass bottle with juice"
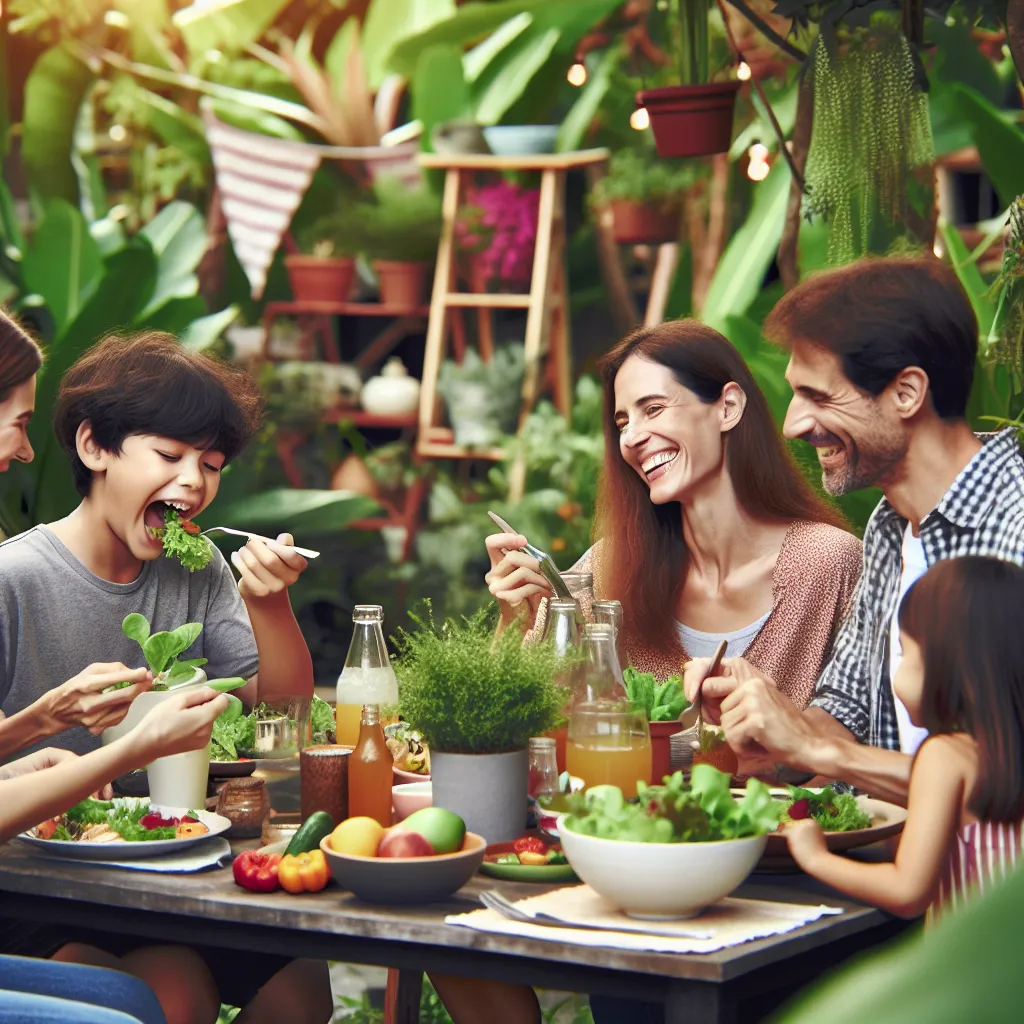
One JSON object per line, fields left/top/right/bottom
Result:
{"left": 348, "top": 704, "right": 393, "bottom": 827}
{"left": 336, "top": 605, "right": 398, "bottom": 747}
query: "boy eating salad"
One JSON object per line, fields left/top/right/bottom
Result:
{"left": 0, "top": 332, "right": 330, "bottom": 1024}
{"left": 0, "top": 331, "right": 314, "bottom": 756}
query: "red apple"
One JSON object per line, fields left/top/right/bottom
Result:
{"left": 377, "top": 828, "right": 435, "bottom": 858}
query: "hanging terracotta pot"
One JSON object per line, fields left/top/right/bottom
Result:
{"left": 285, "top": 256, "right": 356, "bottom": 303}
{"left": 373, "top": 260, "right": 430, "bottom": 311}
{"left": 602, "top": 199, "right": 682, "bottom": 245}
{"left": 636, "top": 82, "right": 742, "bottom": 159}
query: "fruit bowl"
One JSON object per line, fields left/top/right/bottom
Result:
{"left": 320, "top": 833, "right": 486, "bottom": 904}
{"left": 558, "top": 822, "right": 765, "bottom": 919}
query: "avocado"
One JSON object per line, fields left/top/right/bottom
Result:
{"left": 401, "top": 807, "right": 466, "bottom": 854}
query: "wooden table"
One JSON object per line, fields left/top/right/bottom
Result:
{"left": 0, "top": 842, "right": 908, "bottom": 1024}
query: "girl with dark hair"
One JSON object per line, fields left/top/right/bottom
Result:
{"left": 787, "top": 556, "right": 1024, "bottom": 921}
{"left": 486, "top": 320, "right": 862, "bottom": 732}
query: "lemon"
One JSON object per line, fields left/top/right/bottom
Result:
{"left": 329, "top": 816, "right": 385, "bottom": 857}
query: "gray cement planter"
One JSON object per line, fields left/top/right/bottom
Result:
{"left": 430, "top": 749, "right": 529, "bottom": 843}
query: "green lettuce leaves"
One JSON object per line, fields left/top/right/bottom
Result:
{"left": 563, "top": 766, "right": 781, "bottom": 843}
{"left": 157, "top": 509, "right": 214, "bottom": 573}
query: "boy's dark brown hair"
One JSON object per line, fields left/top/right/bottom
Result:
{"left": 763, "top": 256, "right": 978, "bottom": 420}
{"left": 899, "top": 556, "right": 1024, "bottom": 822}
{"left": 0, "top": 307, "right": 43, "bottom": 402}
{"left": 55, "top": 332, "right": 264, "bottom": 496}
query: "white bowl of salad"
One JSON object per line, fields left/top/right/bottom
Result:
{"left": 558, "top": 766, "right": 776, "bottom": 919}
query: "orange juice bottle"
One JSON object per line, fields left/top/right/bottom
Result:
{"left": 349, "top": 704, "right": 393, "bottom": 827}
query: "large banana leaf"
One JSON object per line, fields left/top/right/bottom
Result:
{"left": 208, "top": 489, "right": 380, "bottom": 535}
{"left": 362, "top": 0, "right": 457, "bottom": 91}
{"left": 701, "top": 164, "right": 792, "bottom": 332}
{"left": 181, "top": 306, "right": 240, "bottom": 351}
{"left": 138, "top": 200, "right": 208, "bottom": 320}
{"left": 777, "top": 864, "right": 1024, "bottom": 1023}
{"left": 951, "top": 83, "right": 1024, "bottom": 209}
{"left": 937, "top": 218, "right": 996, "bottom": 338}
{"left": 20, "top": 199, "right": 103, "bottom": 335}
{"left": 412, "top": 45, "right": 474, "bottom": 152}
{"left": 21, "top": 45, "right": 95, "bottom": 206}
{"left": 173, "top": 0, "right": 291, "bottom": 59}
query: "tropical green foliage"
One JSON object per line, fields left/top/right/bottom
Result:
{"left": 589, "top": 148, "right": 696, "bottom": 206}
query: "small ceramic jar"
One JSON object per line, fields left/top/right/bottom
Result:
{"left": 361, "top": 358, "right": 421, "bottom": 417}
{"left": 216, "top": 777, "right": 270, "bottom": 839}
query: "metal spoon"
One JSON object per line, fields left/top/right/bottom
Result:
{"left": 487, "top": 511, "right": 574, "bottom": 602}
{"left": 199, "top": 526, "right": 320, "bottom": 559}
{"left": 678, "top": 639, "right": 728, "bottom": 732}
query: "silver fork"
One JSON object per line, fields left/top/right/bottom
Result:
{"left": 199, "top": 526, "right": 320, "bottom": 559}
{"left": 479, "top": 891, "right": 711, "bottom": 939}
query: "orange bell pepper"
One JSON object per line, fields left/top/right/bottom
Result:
{"left": 277, "top": 850, "right": 330, "bottom": 894}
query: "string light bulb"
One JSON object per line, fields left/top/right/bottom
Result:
{"left": 109, "top": 124, "right": 127, "bottom": 143}
{"left": 737, "top": 62, "right": 752, "bottom": 81}
{"left": 630, "top": 107, "right": 650, "bottom": 131}
{"left": 747, "top": 142, "right": 770, "bottom": 181}
{"left": 567, "top": 63, "right": 588, "bottom": 87}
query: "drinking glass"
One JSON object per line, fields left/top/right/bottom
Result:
{"left": 566, "top": 701, "right": 652, "bottom": 799}
{"left": 245, "top": 697, "right": 311, "bottom": 768}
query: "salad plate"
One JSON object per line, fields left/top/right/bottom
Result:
{"left": 479, "top": 840, "right": 578, "bottom": 883}
{"left": 19, "top": 804, "right": 231, "bottom": 861}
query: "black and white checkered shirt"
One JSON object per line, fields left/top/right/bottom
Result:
{"left": 809, "top": 429, "right": 1024, "bottom": 750}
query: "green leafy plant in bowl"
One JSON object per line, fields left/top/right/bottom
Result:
{"left": 437, "top": 345, "right": 525, "bottom": 448}
{"left": 395, "top": 605, "right": 580, "bottom": 843}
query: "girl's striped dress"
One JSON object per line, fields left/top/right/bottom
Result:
{"left": 929, "top": 820, "right": 1024, "bottom": 924}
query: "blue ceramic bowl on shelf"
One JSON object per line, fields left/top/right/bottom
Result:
{"left": 482, "top": 125, "right": 559, "bottom": 155}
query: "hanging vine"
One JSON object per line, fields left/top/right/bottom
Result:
{"left": 802, "top": 18, "right": 934, "bottom": 266}
{"left": 991, "top": 198, "right": 1024, "bottom": 393}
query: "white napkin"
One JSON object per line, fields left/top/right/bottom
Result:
{"left": 35, "top": 838, "right": 232, "bottom": 874}
{"left": 446, "top": 885, "right": 843, "bottom": 954}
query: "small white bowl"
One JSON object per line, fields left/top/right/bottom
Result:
{"left": 558, "top": 822, "right": 766, "bottom": 919}
{"left": 392, "top": 781, "right": 432, "bottom": 821}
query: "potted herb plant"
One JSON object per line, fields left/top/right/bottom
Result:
{"left": 590, "top": 149, "right": 694, "bottom": 244}
{"left": 286, "top": 211, "right": 360, "bottom": 303}
{"left": 351, "top": 176, "right": 442, "bottom": 311}
{"left": 637, "top": 0, "right": 741, "bottom": 158}
{"left": 436, "top": 345, "right": 525, "bottom": 448}
{"left": 394, "top": 607, "right": 568, "bottom": 842}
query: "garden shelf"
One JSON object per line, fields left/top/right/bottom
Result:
{"left": 415, "top": 148, "right": 608, "bottom": 498}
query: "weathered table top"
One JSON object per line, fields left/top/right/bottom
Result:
{"left": 0, "top": 839, "right": 891, "bottom": 986}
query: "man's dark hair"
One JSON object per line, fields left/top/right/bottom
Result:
{"left": 55, "top": 331, "right": 264, "bottom": 496}
{"left": 763, "top": 256, "right": 978, "bottom": 420}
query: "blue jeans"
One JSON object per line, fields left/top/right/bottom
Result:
{"left": 0, "top": 955, "right": 166, "bottom": 1024}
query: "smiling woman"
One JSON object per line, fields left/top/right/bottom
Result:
{"left": 0, "top": 308, "right": 42, "bottom": 473}
{"left": 486, "top": 320, "right": 863, "bottom": 722}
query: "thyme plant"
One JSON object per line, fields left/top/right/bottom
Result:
{"left": 394, "top": 605, "right": 570, "bottom": 755}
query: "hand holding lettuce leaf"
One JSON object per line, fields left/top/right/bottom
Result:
{"left": 563, "top": 766, "right": 781, "bottom": 843}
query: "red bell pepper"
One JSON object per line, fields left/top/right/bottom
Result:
{"left": 233, "top": 850, "right": 282, "bottom": 892}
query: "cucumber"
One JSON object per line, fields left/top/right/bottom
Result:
{"left": 285, "top": 811, "right": 336, "bottom": 857}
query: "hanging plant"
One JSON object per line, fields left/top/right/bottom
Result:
{"left": 803, "top": 19, "right": 934, "bottom": 265}
{"left": 990, "top": 197, "right": 1024, "bottom": 394}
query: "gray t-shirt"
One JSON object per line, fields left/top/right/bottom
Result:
{"left": 0, "top": 526, "right": 260, "bottom": 756}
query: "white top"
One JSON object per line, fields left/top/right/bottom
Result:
{"left": 677, "top": 611, "right": 772, "bottom": 660}
{"left": 890, "top": 523, "right": 931, "bottom": 754}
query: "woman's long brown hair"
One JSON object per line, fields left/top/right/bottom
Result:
{"left": 0, "top": 307, "right": 42, "bottom": 402}
{"left": 595, "top": 319, "right": 847, "bottom": 651}
{"left": 899, "top": 557, "right": 1024, "bottom": 822}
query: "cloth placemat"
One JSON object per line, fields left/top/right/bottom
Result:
{"left": 446, "top": 885, "right": 843, "bottom": 954}
{"left": 34, "top": 838, "right": 232, "bottom": 874}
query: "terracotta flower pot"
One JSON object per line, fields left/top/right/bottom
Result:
{"left": 605, "top": 200, "right": 681, "bottom": 245}
{"left": 373, "top": 260, "right": 430, "bottom": 311}
{"left": 285, "top": 255, "right": 356, "bottom": 303}
{"left": 691, "top": 741, "right": 739, "bottom": 778}
{"left": 636, "top": 81, "right": 742, "bottom": 159}
{"left": 649, "top": 720, "right": 684, "bottom": 784}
